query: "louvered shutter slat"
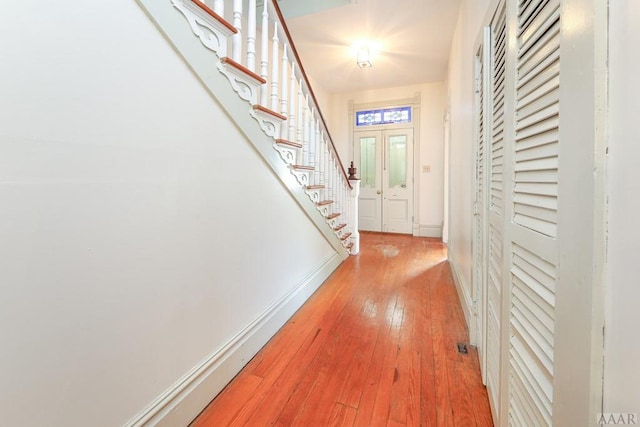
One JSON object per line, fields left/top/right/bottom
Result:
{"left": 510, "top": 346, "right": 552, "bottom": 423}
{"left": 515, "top": 138, "right": 558, "bottom": 162}
{"left": 515, "top": 115, "right": 558, "bottom": 143}
{"left": 518, "top": 0, "right": 548, "bottom": 37}
{"left": 514, "top": 169, "right": 557, "bottom": 183}
{"left": 519, "top": 0, "right": 559, "bottom": 50}
{"left": 510, "top": 0, "right": 560, "bottom": 404}
{"left": 519, "top": 61, "right": 560, "bottom": 102}
{"left": 514, "top": 192, "right": 558, "bottom": 210}
{"left": 514, "top": 129, "right": 557, "bottom": 152}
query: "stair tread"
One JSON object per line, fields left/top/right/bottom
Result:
{"left": 292, "top": 164, "right": 315, "bottom": 171}
{"left": 334, "top": 223, "right": 347, "bottom": 231}
{"left": 340, "top": 232, "right": 352, "bottom": 241}
{"left": 326, "top": 213, "right": 341, "bottom": 220}
{"left": 191, "top": 1, "right": 237, "bottom": 34}
{"left": 276, "top": 139, "right": 303, "bottom": 149}
{"left": 317, "top": 200, "right": 334, "bottom": 206}
{"left": 305, "top": 184, "right": 325, "bottom": 190}
{"left": 220, "top": 57, "right": 266, "bottom": 84}
{"left": 253, "top": 105, "right": 287, "bottom": 121}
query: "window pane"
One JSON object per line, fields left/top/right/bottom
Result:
{"left": 355, "top": 106, "right": 412, "bottom": 127}
{"left": 389, "top": 135, "right": 407, "bottom": 188}
{"left": 360, "top": 137, "right": 376, "bottom": 187}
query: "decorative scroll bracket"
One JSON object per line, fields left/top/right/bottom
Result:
{"left": 250, "top": 106, "right": 286, "bottom": 139}
{"left": 290, "top": 167, "right": 312, "bottom": 187}
{"left": 304, "top": 188, "right": 322, "bottom": 203}
{"left": 217, "top": 60, "right": 262, "bottom": 105}
{"left": 273, "top": 143, "right": 297, "bottom": 165}
{"left": 172, "top": 0, "right": 236, "bottom": 58}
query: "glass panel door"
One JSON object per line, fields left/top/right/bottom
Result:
{"left": 388, "top": 135, "right": 408, "bottom": 188}
{"left": 383, "top": 129, "right": 413, "bottom": 233}
{"left": 354, "top": 131, "right": 383, "bottom": 231}
{"left": 354, "top": 128, "right": 413, "bottom": 233}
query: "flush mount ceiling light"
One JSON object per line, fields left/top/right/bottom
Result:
{"left": 357, "top": 46, "right": 372, "bottom": 68}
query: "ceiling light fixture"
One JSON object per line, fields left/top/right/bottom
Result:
{"left": 357, "top": 46, "right": 372, "bottom": 68}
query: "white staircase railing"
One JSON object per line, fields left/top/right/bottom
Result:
{"left": 166, "top": 0, "right": 359, "bottom": 254}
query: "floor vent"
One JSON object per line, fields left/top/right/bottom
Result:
{"left": 457, "top": 343, "right": 469, "bottom": 354}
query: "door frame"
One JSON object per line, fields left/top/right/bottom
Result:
{"left": 472, "top": 27, "right": 491, "bottom": 386}
{"left": 348, "top": 95, "right": 421, "bottom": 236}
{"left": 443, "top": 106, "right": 450, "bottom": 243}
{"left": 354, "top": 128, "right": 415, "bottom": 233}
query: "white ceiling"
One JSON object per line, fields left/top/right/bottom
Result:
{"left": 280, "top": 0, "right": 463, "bottom": 94}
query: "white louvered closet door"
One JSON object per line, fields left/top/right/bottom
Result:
{"left": 486, "top": 1, "right": 506, "bottom": 420}
{"left": 507, "top": 0, "right": 560, "bottom": 425}
{"left": 473, "top": 42, "right": 487, "bottom": 379}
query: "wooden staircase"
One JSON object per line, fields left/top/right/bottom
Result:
{"left": 137, "top": 0, "right": 359, "bottom": 255}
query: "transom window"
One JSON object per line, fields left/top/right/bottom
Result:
{"left": 355, "top": 106, "right": 412, "bottom": 127}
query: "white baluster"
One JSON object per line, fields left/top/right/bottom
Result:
{"left": 335, "top": 163, "right": 341, "bottom": 213}
{"left": 270, "top": 22, "right": 279, "bottom": 111}
{"left": 247, "top": 0, "right": 256, "bottom": 71}
{"left": 317, "top": 131, "right": 325, "bottom": 189}
{"left": 347, "top": 182, "right": 351, "bottom": 223}
{"left": 339, "top": 179, "right": 344, "bottom": 214}
{"left": 345, "top": 183, "right": 350, "bottom": 232}
{"left": 334, "top": 167, "right": 340, "bottom": 213}
{"left": 337, "top": 168, "right": 343, "bottom": 213}
{"left": 289, "top": 66, "right": 296, "bottom": 141}
{"left": 280, "top": 46, "right": 289, "bottom": 137}
{"left": 322, "top": 132, "right": 331, "bottom": 191}
{"left": 213, "top": 0, "right": 224, "bottom": 16}
{"left": 335, "top": 161, "right": 340, "bottom": 208}
{"left": 232, "top": 0, "right": 242, "bottom": 62}
{"left": 336, "top": 179, "right": 346, "bottom": 215}
{"left": 344, "top": 182, "right": 349, "bottom": 225}
{"left": 260, "top": 6, "right": 268, "bottom": 106}
{"left": 297, "top": 80, "right": 303, "bottom": 148}
{"left": 314, "top": 120, "right": 321, "bottom": 186}
{"left": 303, "top": 100, "right": 310, "bottom": 169}
{"left": 349, "top": 179, "right": 361, "bottom": 254}
{"left": 308, "top": 111, "right": 316, "bottom": 183}
{"left": 328, "top": 151, "right": 334, "bottom": 202}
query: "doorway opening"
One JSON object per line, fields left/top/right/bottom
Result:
{"left": 354, "top": 128, "right": 414, "bottom": 233}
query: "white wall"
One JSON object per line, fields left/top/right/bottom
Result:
{"left": 445, "top": 0, "right": 492, "bottom": 326}
{"left": 308, "top": 75, "right": 332, "bottom": 121}
{"left": 327, "top": 83, "right": 447, "bottom": 236}
{"left": 605, "top": 0, "right": 640, "bottom": 415}
{"left": 0, "top": 1, "right": 337, "bottom": 426}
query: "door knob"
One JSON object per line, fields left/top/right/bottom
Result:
{"left": 376, "top": 190, "right": 381, "bottom": 195}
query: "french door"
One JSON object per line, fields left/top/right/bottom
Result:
{"left": 354, "top": 128, "right": 414, "bottom": 233}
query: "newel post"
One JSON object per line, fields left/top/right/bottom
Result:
{"left": 348, "top": 161, "right": 360, "bottom": 255}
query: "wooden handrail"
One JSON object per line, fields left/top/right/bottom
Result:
{"left": 270, "top": 1, "right": 352, "bottom": 189}
{"left": 192, "top": 0, "right": 238, "bottom": 33}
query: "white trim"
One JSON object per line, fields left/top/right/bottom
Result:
{"left": 415, "top": 224, "right": 443, "bottom": 238}
{"left": 448, "top": 253, "right": 473, "bottom": 333}
{"left": 442, "top": 106, "right": 450, "bottom": 243}
{"left": 350, "top": 95, "right": 421, "bottom": 235}
{"left": 124, "top": 253, "right": 343, "bottom": 427}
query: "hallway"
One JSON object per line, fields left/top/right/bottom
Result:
{"left": 193, "top": 233, "right": 493, "bottom": 426}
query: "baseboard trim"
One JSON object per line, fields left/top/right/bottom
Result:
{"left": 124, "top": 252, "right": 343, "bottom": 427}
{"left": 448, "top": 253, "right": 473, "bottom": 332}
{"left": 415, "top": 224, "right": 443, "bottom": 238}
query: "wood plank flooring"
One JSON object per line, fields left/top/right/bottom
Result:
{"left": 192, "top": 233, "right": 494, "bottom": 426}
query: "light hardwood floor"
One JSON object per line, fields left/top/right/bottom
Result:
{"left": 192, "top": 232, "right": 493, "bottom": 426}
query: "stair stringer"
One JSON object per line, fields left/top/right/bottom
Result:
{"left": 136, "top": 0, "right": 350, "bottom": 258}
